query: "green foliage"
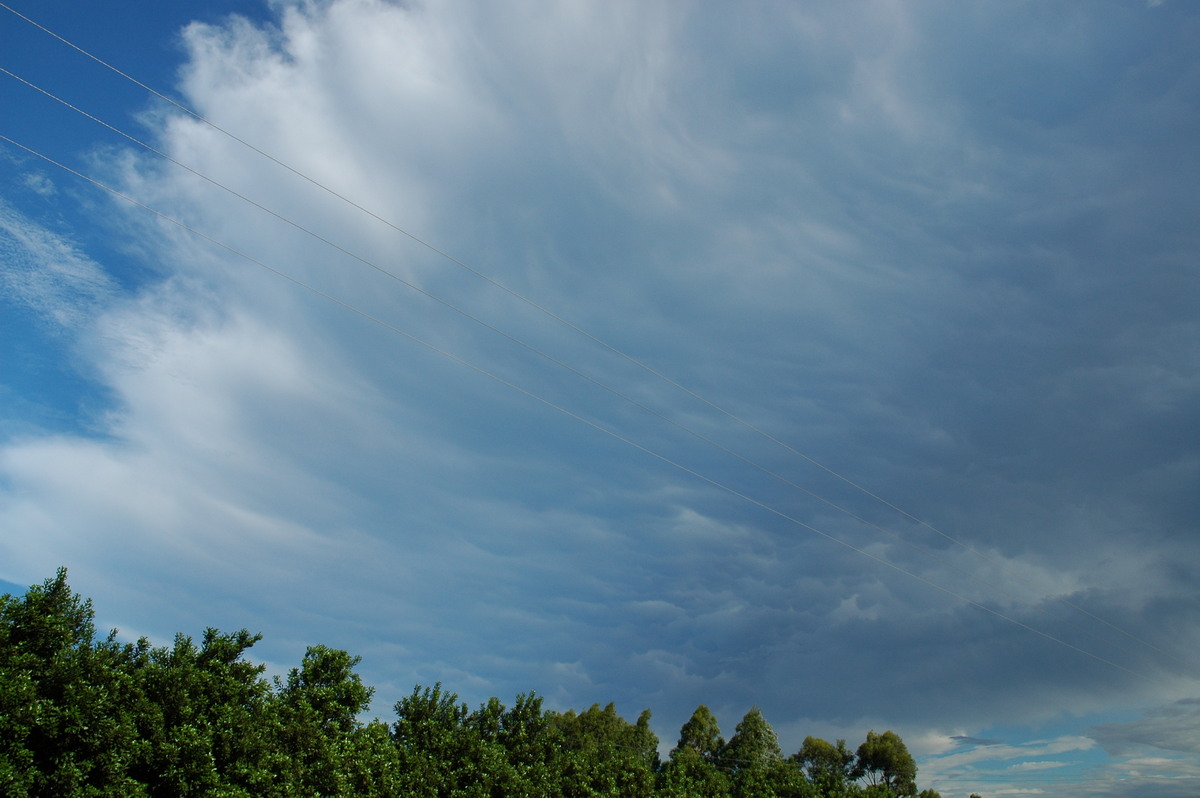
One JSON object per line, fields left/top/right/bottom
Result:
{"left": 719, "top": 707, "right": 814, "bottom": 798}
{"left": 660, "top": 705, "right": 731, "bottom": 798}
{"left": 339, "top": 719, "right": 408, "bottom": 797}
{"left": 0, "top": 570, "right": 947, "bottom": 798}
{"left": 0, "top": 568, "right": 144, "bottom": 797}
{"left": 124, "top": 627, "right": 275, "bottom": 796}
{"left": 855, "top": 730, "right": 918, "bottom": 797}
{"left": 468, "top": 692, "right": 560, "bottom": 796}
{"left": 278, "top": 645, "right": 373, "bottom": 735}
{"left": 0, "top": 571, "right": 377, "bottom": 797}
{"left": 793, "top": 736, "right": 856, "bottom": 798}
{"left": 392, "top": 682, "right": 476, "bottom": 796}
{"left": 658, "top": 745, "right": 732, "bottom": 798}
{"left": 722, "top": 706, "right": 782, "bottom": 772}
{"left": 272, "top": 645, "right": 376, "bottom": 795}
{"left": 551, "top": 702, "right": 659, "bottom": 798}
{"left": 673, "top": 704, "right": 725, "bottom": 764}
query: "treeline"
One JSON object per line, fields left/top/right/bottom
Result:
{"left": 1, "top": 570, "right": 965, "bottom": 798}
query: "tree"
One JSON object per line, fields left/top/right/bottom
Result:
{"left": 661, "top": 705, "right": 731, "bottom": 797}
{"left": 722, "top": 706, "right": 782, "bottom": 772}
{"left": 271, "top": 645, "right": 375, "bottom": 795}
{"left": 125, "top": 627, "right": 276, "bottom": 796}
{"left": 659, "top": 745, "right": 733, "bottom": 798}
{"left": 855, "top": 730, "right": 917, "bottom": 797}
{"left": 0, "top": 569, "right": 961, "bottom": 798}
{"left": 277, "top": 646, "right": 373, "bottom": 735}
{"left": 673, "top": 705, "right": 725, "bottom": 764}
{"left": 551, "top": 703, "right": 659, "bottom": 798}
{"left": 721, "top": 707, "right": 812, "bottom": 798}
{"left": 392, "top": 682, "right": 476, "bottom": 797}
{"left": 793, "top": 736, "right": 856, "bottom": 798}
{"left": 336, "top": 720, "right": 407, "bottom": 798}
{"left": 468, "top": 692, "right": 558, "bottom": 796}
{"left": 0, "top": 569, "right": 144, "bottom": 797}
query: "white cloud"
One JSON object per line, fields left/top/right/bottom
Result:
{"left": 21, "top": 171, "right": 55, "bottom": 196}
{"left": 2, "top": 3, "right": 1199, "bottom": 785}
{"left": 1091, "top": 699, "right": 1200, "bottom": 757}
{"left": 928, "top": 735, "right": 1096, "bottom": 771}
{"left": 0, "top": 200, "right": 115, "bottom": 329}
{"left": 1009, "top": 760, "right": 1071, "bottom": 771}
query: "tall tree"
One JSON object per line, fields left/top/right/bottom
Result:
{"left": 392, "top": 682, "right": 476, "bottom": 797}
{"left": 722, "top": 707, "right": 812, "bottom": 798}
{"left": 336, "top": 720, "right": 407, "bottom": 798}
{"left": 551, "top": 703, "right": 658, "bottom": 798}
{"left": 659, "top": 745, "right": 732, "bottom": 798}
{"left": 673, "top": 705, "right": 725, "bottom": 764}
{"left": 660, "top": 705, "right": 730, "bottom": 798}
{"left": 855, "top": 730, "right": 917, "bottom": 797}
{"left": 126, "top": 627, "right": 276, "bottom": 796}
{"left": 793, "top": 736, "right": 855, "bottom": 798}
{"left": 272, "top": 645, "right": 375, "bottom": 795}
{"left": 0, "top": 570, "right": 952, "bottom": 798}
{"left": 722, "top": 706, "right": 781, "bottom": 772}
{"left": 468, "top": 692, "right": 558, "bottom": 796}
{"left": 0, "top": 569, "right": 142, "bottom": 796}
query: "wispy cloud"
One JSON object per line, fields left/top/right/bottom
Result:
{"left": 0, "top": 200, "right": 115, "bottom": 329}
{"left": 1091, "top": 699, "right": 1200, "bottom": 756}
{"left": 1009, "top": 760, "right": 1071, "bottom": 771}
{"left": 1, "top": 3, "right": 1198, "bottom": 789}
{"left": 20, "top": 171, "right": 55, "bottom": 196}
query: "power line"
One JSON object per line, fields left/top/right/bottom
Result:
{"left": 5, "top": 61, "right": 1175, "bottom": 677}
{"left": 0, "top": 131, "right": 1160, "bottom": 686}
{"left": 6, "top": 3, "right": 1194, "bottom": 691}
{"left": 0, "top": 67, "right": 1005, "bottom": 584}
{"left": 1, "top": 1, "right": 1180, "bottom": 673}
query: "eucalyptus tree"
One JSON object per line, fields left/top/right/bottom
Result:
{"left": 721, "top": 707, "right": 812, "bottom": 798}
{"left": 855, "top": 730, "right": 918, "bottom": 797}
{"left": 659, "top": 704, "right": 732, "bottom": 797}
{"left": 551, "top": 702, "right": 659, "bottom": 798}
{"left": 793, "top": 736, "right": 856, "bottom": 798}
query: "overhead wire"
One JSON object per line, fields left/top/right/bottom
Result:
{"left": 0, "top": 131, "right": 1159, "bottom": 686}
{"left": 0, "top": 64, "right": 1059, "bottom": 609}
{"left": 0, "top": 2, "right": 1184, "bottom": 674}
{"left": 3, "top": 61, "right": 1169, "bottom": 677}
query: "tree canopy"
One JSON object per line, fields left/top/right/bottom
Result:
{"left": 0, "top": 570, "right": 957, "bottom": 797}
{"left": 855, "top": 730, "right": 918, "bottom": 797}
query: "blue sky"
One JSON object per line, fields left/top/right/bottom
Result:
{"left": 2, "top": 1, "right": 1199, "bottom": 795}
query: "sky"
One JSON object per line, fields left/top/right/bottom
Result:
{"left": 1, "top": 1, "right": 1198, "bottom": 795}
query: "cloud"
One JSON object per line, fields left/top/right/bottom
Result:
{"left": 1, "top": 3, "right": 1199, "bottom": 784}
{"left": 21, "top": 172, "right": 56, "bottom": 197}
{"left": 0, "top": 200, "right": 115, "bottom": 329}
{"left": 1008, "top": 760, "right": 1070, "bottom": 771}
{"left": 1090, "top": 699, "right": 1200, "bottom": 757}
{"left": 952, "top": 736, "right": 1003, "bottom": 747}
{"left": 927, "top": 735, "right": 1096, "bottom": 772}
